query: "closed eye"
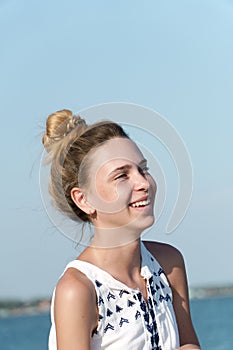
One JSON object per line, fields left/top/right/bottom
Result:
{"left": 139, "top": 166, "right": 150, "bottom": 175}
{"left": 114, "top": 173, "right": 128, "bottom": 180}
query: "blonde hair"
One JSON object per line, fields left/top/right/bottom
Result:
{"left": 42, "top": 109, "right": 129, "bottom": 222}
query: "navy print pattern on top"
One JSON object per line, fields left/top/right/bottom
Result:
{"left": 48, "top": 241, "right": 180, "bottom": 350}
{"left": 94, "top": 275, "right": 164, "bottom": 349}
{"left": 92, "top": 251, "right": 177, "bottom": 349}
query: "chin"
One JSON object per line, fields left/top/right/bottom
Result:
{"left": 131, "top": 214, "right": 155, "bottom": 232}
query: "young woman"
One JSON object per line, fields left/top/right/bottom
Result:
{"left": 43, "top": 109, "right": 201, "bottom": 350}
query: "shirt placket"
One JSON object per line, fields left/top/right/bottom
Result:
{"left": 131, "top": 277, "right": 160, "bottom": 350}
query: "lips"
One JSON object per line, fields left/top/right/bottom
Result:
{"left": 129, "top": 196, "right": 151, "bottom": 208}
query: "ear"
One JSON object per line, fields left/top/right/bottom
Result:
{"left": 70, "top": 187, "right": 96, "bottom": 215}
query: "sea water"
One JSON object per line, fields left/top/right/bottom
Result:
{"left": 0, "top": 312, "right": 50, "bottom": 350}
{"left": 191, "top": 296, "right": 233, "bottom": 350}
{"left": 0, "top": 296, "right": 232, "bottom": 350}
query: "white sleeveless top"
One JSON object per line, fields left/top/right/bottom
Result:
{"left": 48, "top": 241, "right": 180, "bottom": 350}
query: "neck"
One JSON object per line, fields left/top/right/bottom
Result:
{"left": 90, "top": 225, "right": 142, "bottom": 249}
{"left": 81, "top": 238, "right": 143, "bottom": 286}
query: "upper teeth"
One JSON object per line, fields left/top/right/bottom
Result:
{"left": 131, "top": 199, "right": 150, "bottom": 207}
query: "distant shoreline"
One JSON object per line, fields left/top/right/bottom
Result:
{"left": 0, "top": 298, "right": 51, "bottom": 318}
{"left": 189, "top": 285, "right": 233, "bottom": 300}
{"left": 1, "top": 285, "right": 233, "bottom": 318}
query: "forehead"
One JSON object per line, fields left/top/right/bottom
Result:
{"left": 89, "top": 137, "right": 145, "bottom": 171}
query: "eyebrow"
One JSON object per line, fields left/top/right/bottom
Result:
{"left": 108, "top": 159, "right": 147, "bottom": 177}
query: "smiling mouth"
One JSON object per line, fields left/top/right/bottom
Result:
{"left": 129, "top": 199, "right": 151, "bottom": 208}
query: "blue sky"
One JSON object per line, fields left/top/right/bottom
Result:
{"left": 0, "top": 0, "right": 233, "bottom": 299}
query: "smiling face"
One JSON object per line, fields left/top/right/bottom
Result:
{"left": 82, "top": 137, "right": 157, "bottom": 237}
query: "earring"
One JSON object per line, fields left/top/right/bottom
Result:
{"left": 89, "top": 209, "right": 96, "bottom": 215}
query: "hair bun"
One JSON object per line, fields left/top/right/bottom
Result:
{"left": 42, "top": 109, "right": 86, "bottom": 152}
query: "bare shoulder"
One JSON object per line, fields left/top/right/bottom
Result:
{"left": 55, "top": 266, "right": 96, "bottom": 301}
{"left": 143, "top": 240, "right": 186, "bottom": 289}
{"left": 54, "top": 265, "right": 97, "bottom": 345}
{"left": 143, "top": 240, "right": 185, "bottom": 269}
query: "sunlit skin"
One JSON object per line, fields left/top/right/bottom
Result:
{"left": 55, "top": 137, "right": 201, "bottom": 350}
{"left": 79, "top": 137, "right": 157, "bottom": 247}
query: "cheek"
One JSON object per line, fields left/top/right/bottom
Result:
{"left": 88, "top": 179, "right": 132, "bottom": 213}
{"left": 96, "top": 181, "right": 118, "bottom": 202}
{"left": 116, "top": 181, "right": 132, "bottom": 203}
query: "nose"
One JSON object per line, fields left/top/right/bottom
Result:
{"left": 132, "top": 168, "right": 149, "bottom": 192}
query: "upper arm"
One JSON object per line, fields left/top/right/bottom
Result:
{"left": 54, "top": 269, "right": 97, "bottom": 350}
{"left": 144, "top": 241, "right": 200, "bottom": 347}
{"left": 166, "top": 247, "right": 200, "bottom": 347}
